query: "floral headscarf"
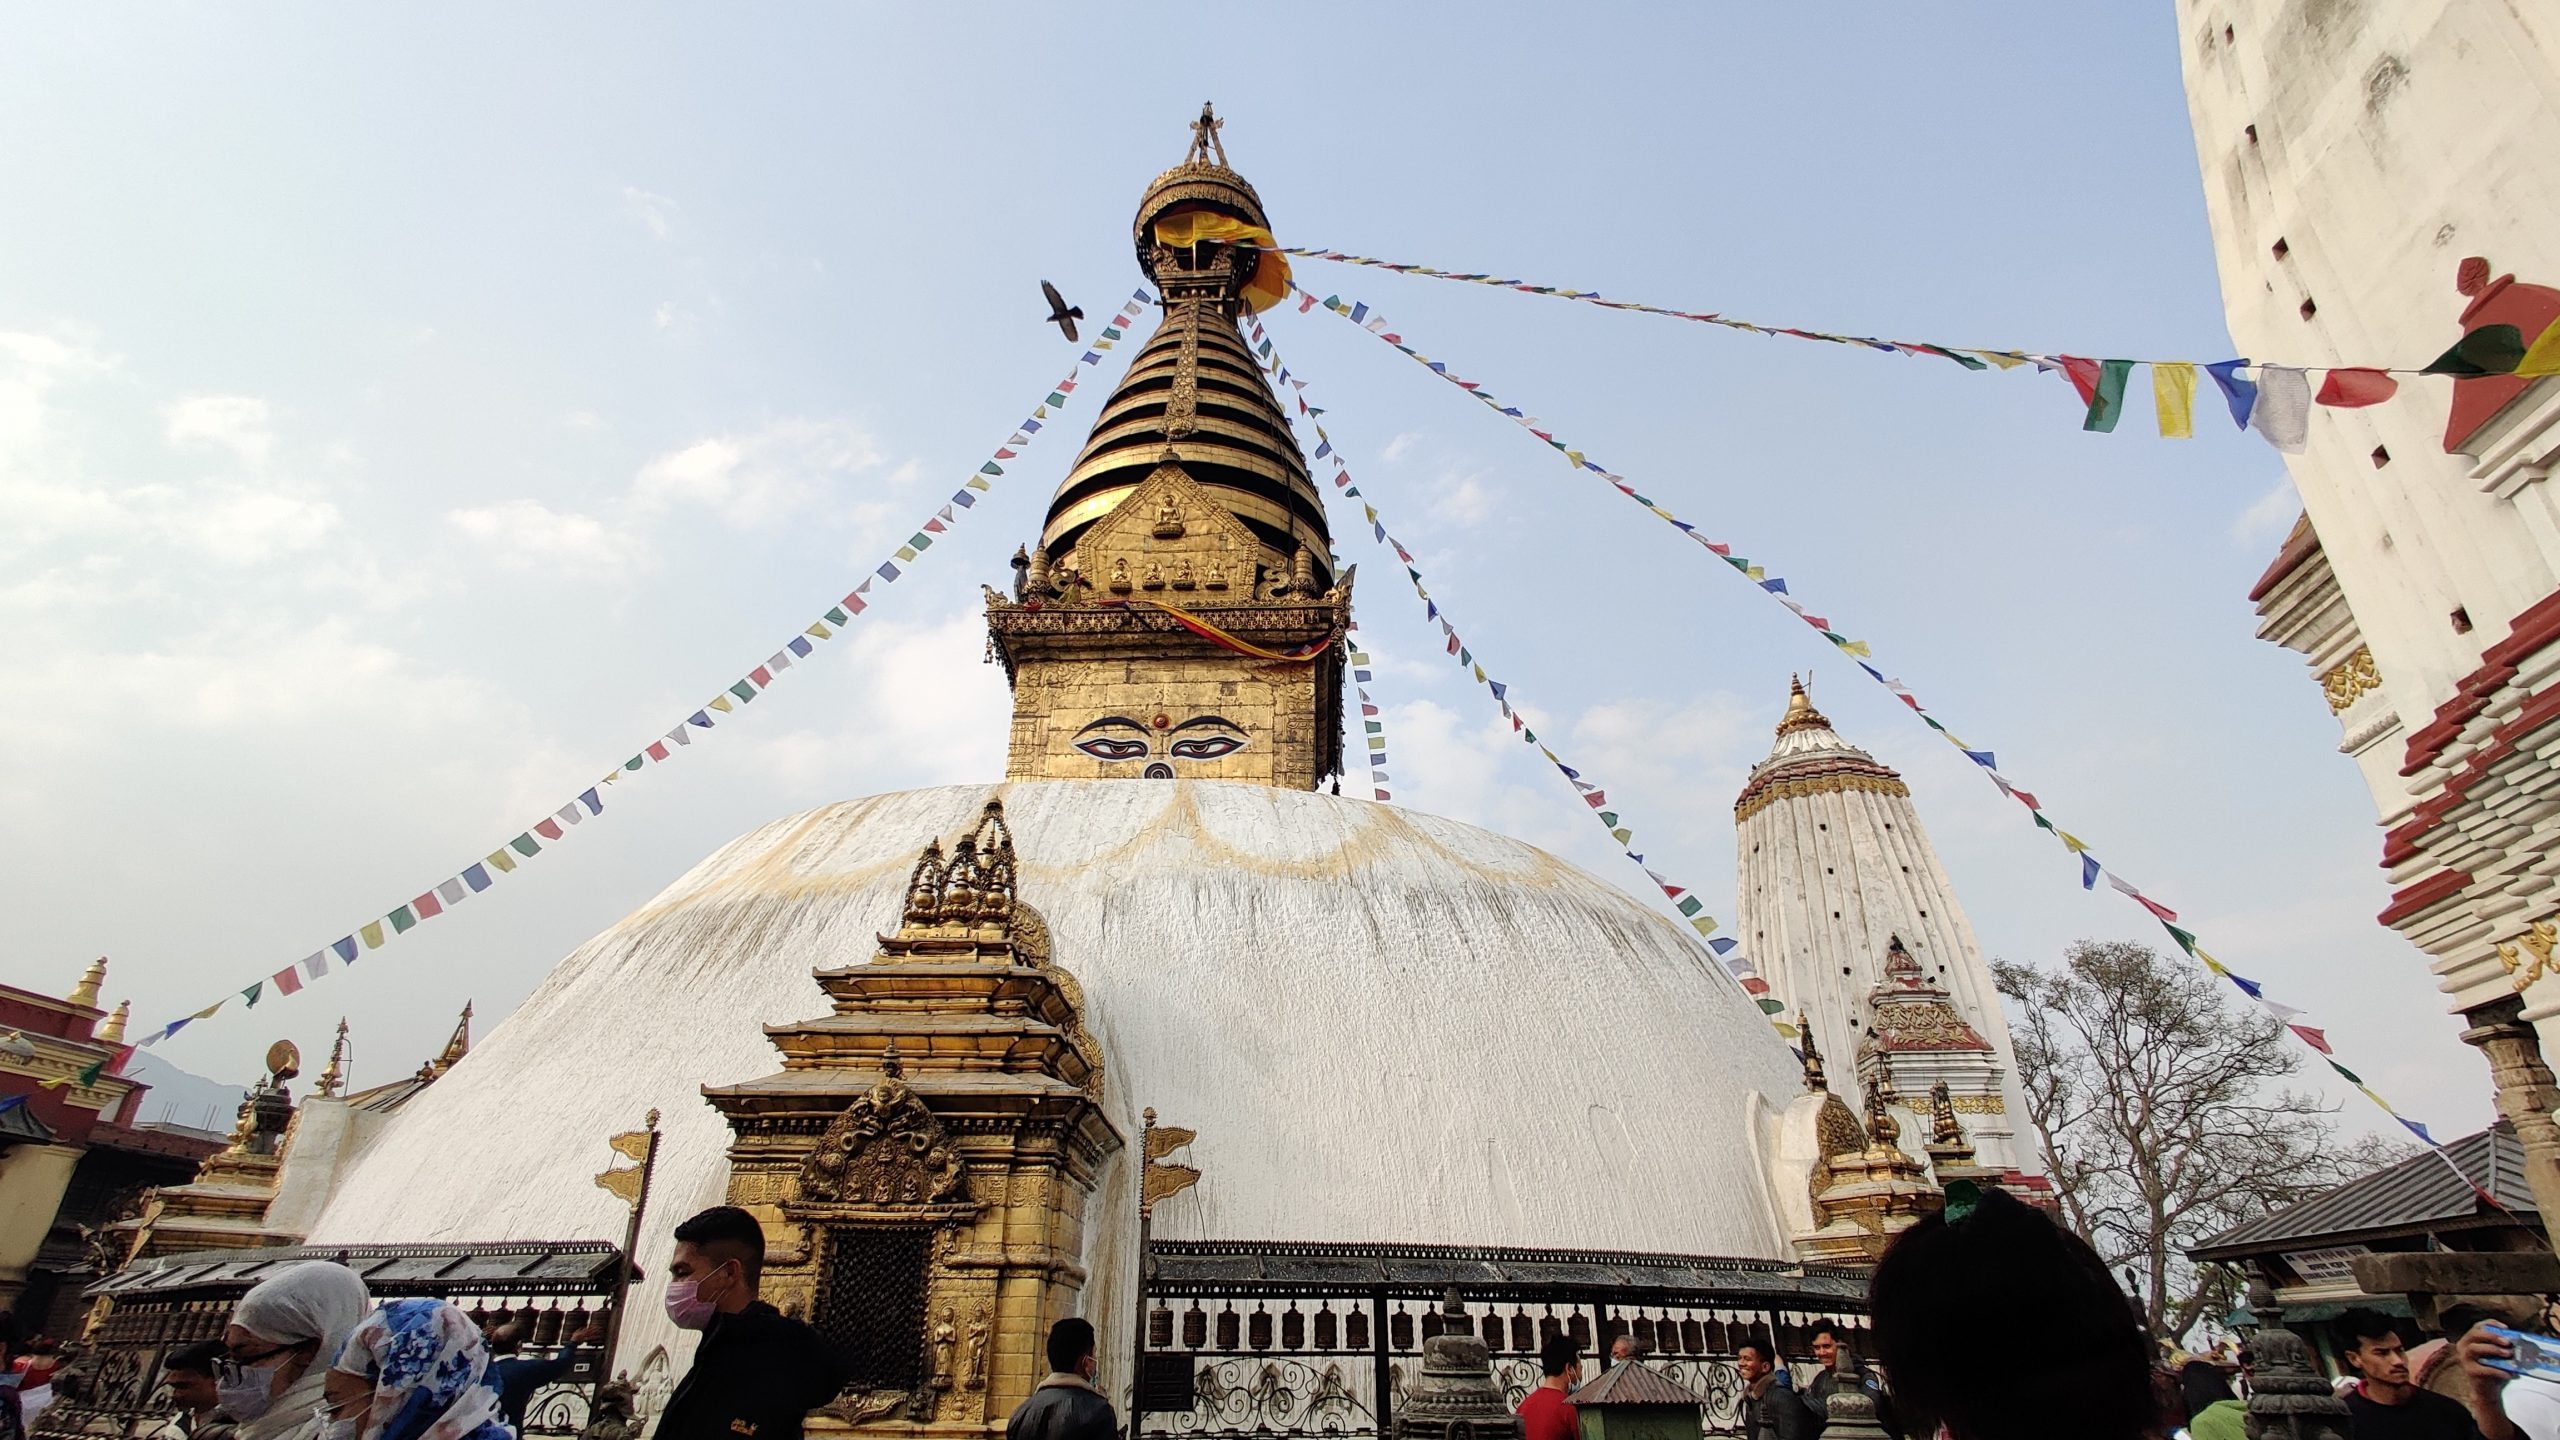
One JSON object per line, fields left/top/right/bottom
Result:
{"left": 330, "top": 1300, "right": 508, "bottom": 1440}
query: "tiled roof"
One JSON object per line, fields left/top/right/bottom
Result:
{"left": 1569, "top": 1362, "right": 1707, "bottom": 1407}
{"left": 2189, "top": 1123, "right": 2534, "bottom": 1260}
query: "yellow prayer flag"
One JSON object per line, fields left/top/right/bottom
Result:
{"left": 894, "top": 546, "right": 918, "bottom": 562}
{"left": 1471, "top": 664, "right": 1487, "bottom": 682}
{"left": 1564, "top": 450, "right": 1585, "bottom": 467}
{"left": 965, "top": 477, "right": 992, "bottom": 492}
{"left": 2518, "top": 317, "right": 2560, "bottom": 378}
{"left": 486, "top": 848, "right": 517, "bottom": 874}
{"left": 192, "top": 1003, "right": 223, "bottom": 1020}
{"left": 805, "top": 621, "right": 832, "bottom": 639}
{"left": 1745, "top": 565, "right": 1766, "bottom": 580}
{"left": 1032, "top": 405, "right": 1048, "bottom": 419}
{"left": 1839, "top": 640, "right": 1873, "bottom": 657}
{"left": 1771, "top": 1021, "right": 1800, "bottom": 1039}
{"left": 360, "top": 920, "right": 386, "bottom": 949}
{"left": 709, "top": 695, "right": 734, "bottom": 713}
{"left": 1689, "top": 916, "right": 1718, "bottom": 936}
{"left": 2153, "top": 362, "right": 2197, "bottom": 438}
{"left": 2058, "top": 832, "right": 2088, "bottom": 853}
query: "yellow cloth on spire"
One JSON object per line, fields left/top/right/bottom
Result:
{"left": 1153, "top": 211, "right": 1292, "bottom": 313}
{"left": 2517, "top": 316, "right": 2560, "bottom": 378}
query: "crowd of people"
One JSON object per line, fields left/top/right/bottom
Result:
{"left": 12, "top": 1191, "right": 2560, "bottom": 1440}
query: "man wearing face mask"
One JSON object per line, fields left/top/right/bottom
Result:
{"left": 216, "top": 1262, "right": 373, "bottom": 1440}
{"left": 655, "top": 1206, "right": 849, "bottom": 1440}
{"left": 1004, "top": 1319, "right": 1116, "bottom": 1440}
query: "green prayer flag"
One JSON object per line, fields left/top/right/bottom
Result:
{"left": 1597, "top": 811, "right": 1619, "bottom": 826}
{"left": 1932, "top": 345, "right": 1990, "bottom": 371}
{"left": 980, "top": 462, "right": 1003, "bottom": 476}
{"left": 623, "top": 755, "right": 643, "bottom": 770}
{"left": 2084, "top": 359, "right": 2134, "bottom": 432}
{"left": 242, "top": 981, "right": 263, "bottom": 1007}
{"left": 389, "top": 905, "right": 417, "bottom": 933}
{"left": 729, "top": 681, "right": 757, "bottom": 703}
{"left": 1676, "top": 896, "right": 1704, "bottom": 917}
{"left": 2163, "top": 923, "right": 2198, "bottom": 954}
{"left": 76, "top": 1057, "right": 107, "bottom": 1087}
{"left": 2423, "top": 324, "right": 2526, "bottom": 377}
{"left": 1044, "top": 393, "right": 1065, "bottom": 406}
{"left": 2032, "top": 812, "right": 2056, "bottom": 832}
{"left": 510, "top": 833, "right": 541, "bottom": 857}
{"left": 825, "top": 607, "right": 849, "bottom": 625}
{"left": 2330, "top": 1061, "right": 2363, "bottom": 1085}
{"left": 1757, "top": 997, "right": 1788, "bottom": 1015}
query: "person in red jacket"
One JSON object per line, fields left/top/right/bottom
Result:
{"left": 1516, "top": 1335, "right": 1582, "bottom": 1440}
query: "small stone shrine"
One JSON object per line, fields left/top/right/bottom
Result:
{"left": 1389, "top": 1292, "right": 1522, "bottom": 1440}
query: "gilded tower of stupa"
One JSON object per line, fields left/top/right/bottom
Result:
{"left": 987, "top": 107, "right": 1350, "bottom": 791}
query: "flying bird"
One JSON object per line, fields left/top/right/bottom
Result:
{"left": 1041, "top": 281, "right": 1084, "bottom": 342}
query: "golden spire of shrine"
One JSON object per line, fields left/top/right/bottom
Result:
{"left": 1776, "top": 674, "right": 1834, "bottom": 738}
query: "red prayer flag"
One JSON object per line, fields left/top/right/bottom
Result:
{"left": 1741, "top": 976, "right": 1771, "bottom": 995}
{"left": 413, "top": 889, "right": 444, "bottom": 919}
{"left": 272, "top": 965, "right": 303, "bottom": 996}
{"left": 534, "top": 818, "right": 564, "bottom": 841}
{"left": 749, "top": 666, "right": 772, "bottom": 686}
{"left": 2315, "top": 368, "right": 2400, "bottom": 407}
{"left": 993, "top": 448, "right": 1017, "bottom": 459}
{"left": 646, "top": 741, "right": 669, "bottom": 761}
{"left": 2289, "top": 1023, "right": 2333, "bottom": 1055}
{"left": 2058, "top": 356, "right": 2104, "bottom": 406}
{"left": 2013, "top": 790, "right": 2042, "bottom": 810}
{"left": 2135, "top": 895, "right": 2179, "bottom": 923}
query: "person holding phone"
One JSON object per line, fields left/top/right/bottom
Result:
{"left": 2452, "top": 1307, "right": 2560, "bottom": 1440}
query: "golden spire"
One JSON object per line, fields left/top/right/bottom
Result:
{"left": 67, "top": 956, "right": 107, "bottom": 1010}
{"left": 419, "top": 1002, "right": 471, "bottom": 1080}
{"left": 1797, "top": 1008, "right": 1828, "bottom": 1093}
{"left": 316, "top": 1019, "right": 349, "bottom": 1098}
{"left": 1775, "top": 674, "right": 1833, "bottom": 738}
{"left": 97, "top": 1000, "right": 130, "bottom": 1045}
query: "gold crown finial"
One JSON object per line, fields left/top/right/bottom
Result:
{"left": 1187, "top": 102, "right": 1228, "bottom": 168}
{"left": 97, "top": 1000, "right": 130, "bottom": 1046}
{"left": 68, "top": 957, "right": 107, "bottom": 1010}
{"left": 1776, "top": 673, "right": 1833, "bottom": 738}
{"left": 1798, "top": 1009, "right": 1827, "bottom": 1093}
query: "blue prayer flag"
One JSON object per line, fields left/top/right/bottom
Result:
{"left": 2205, "top": 360, "right": 2257, "bottom": 430}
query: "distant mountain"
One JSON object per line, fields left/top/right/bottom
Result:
{"left": 125, "top": 1051, "right": 248, "bottom": 1133}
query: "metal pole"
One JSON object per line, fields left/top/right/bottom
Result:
{"left": 1129, "top": 1110, "right": 1154, "bottom": 1440}
{"left": 1369, "top": 1289, "right": 1393, "bottom": 1436}
{"left": 596, "top": 1109, "right": 661, "bottom": 1403}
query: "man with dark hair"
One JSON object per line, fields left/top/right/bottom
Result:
{"left": 157, "top": 1340, "right": 233, "bottom": 1440}
{"left": 1004, "top": 1318, "right": 1116, "bottom": 1440}
{"left": 1736, "top": 1334, "right": 1807, "bottom": 1440}
{"left": 655, "top": 1206, "right": 850, "bottom": 1440}
{"left": 488, "top": 1315, "right": 606, "bottom": 1431}
{"left": 1800, "top": 1320, "right": 1897, "bottom": 1438}
{"left": 2339, "top": 1307, "right": 2493, "bottom": 1439}
{"left": 1516, "top": 1334, "right": 1581, "bottom": 1440}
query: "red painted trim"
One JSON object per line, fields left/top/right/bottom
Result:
{"left": 2249, "top": 515, "right": 2321, "bottom": 604}
{"left": 2379, "top": 868, "right": 2474, "bottom": 928}
{"left": 2401, "top": 590, "right": 2560, "bottom": 777}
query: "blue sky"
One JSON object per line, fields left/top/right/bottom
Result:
{"left": 0, "top": 6, "right": 2489, "bottom": 1138}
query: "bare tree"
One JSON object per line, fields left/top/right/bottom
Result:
{"left": 1994, "top": 940, "right": 2406, "bottom": 1341}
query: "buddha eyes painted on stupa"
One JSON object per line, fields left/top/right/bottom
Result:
{"left": 1070, "top": 714, "right": 1250, "bottom": 777}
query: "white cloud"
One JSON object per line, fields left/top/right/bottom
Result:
{"left": 1381, "top": 432, "right": 1421, "bottom": 463}
{"left": 562, "top": 410, "right": 607, "bottom": 433}
{"left": 448, "top": 499, "right": 643, "bottom": 575}
{"left": 633, "top": 418, "right": 885, "bottom": 529}
{"left": 622, "top": 186, "right": 678, "bottom": 240}
{"left": 165, "top": 395, "right": 274, "bottom": 468}
{"left": 184, "top": 483, "right": 341, "bottom": 565}
{"left": 651, "top": 301, "right": 692, "bottom": 333}
{"left": 2232, "top": 474, "right": 2301, "bottom": 546}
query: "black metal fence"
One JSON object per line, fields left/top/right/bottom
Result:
{"left": 1134, "top": 1241, "right": 1873, "bottom": 1439}
{"left": 35, "top": 1242, "right": 626, "bottom": 1440}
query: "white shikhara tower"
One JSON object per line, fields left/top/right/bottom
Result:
{"left": 1735, "top": 679, "right": 2036, "bottom": 1176}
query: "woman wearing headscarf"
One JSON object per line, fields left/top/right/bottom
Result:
{"left": 220, "top": 1262, "right": 374, "bottom": 1440}
{"left": 319, "top": 1300, "right": 509, "bottom": 1440}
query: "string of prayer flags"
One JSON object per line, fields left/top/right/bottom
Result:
{"left": 1303, "top": 284, "right": 2461, "bottom": 1155}
{"left": 1243, "top": 312, "right": 1798, "bottom": 1042}
{"left": 125, "top": 290, "right": 1154, "bottom": 1051}
{"left": 1277, "top": 244, "right": 2534, "bottom": 446}
{"left": 1347, "top": 630, "right": 1391, "bottom": 802}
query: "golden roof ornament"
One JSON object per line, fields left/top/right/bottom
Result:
{"left": 1863, "top": 1067, "right": 1904, "bottom": 1150}
{"left": 1776, "top": 674, "right": 1834, "bottom": 739}
{"left": 1138, "top": 1107, "right": 1202, "bottom": 1217}
{"left": 67, "top": 956, "right": 107, "bottom": 1011}
{"left": 316, "top": 1018, "right": 349, "bottom": 1098}
{"left": 98, "top": 1000, "right": 130, "bottom": 1046}
{"left": 1798, "top": 1008, "right": 1828, "bottom": 1093}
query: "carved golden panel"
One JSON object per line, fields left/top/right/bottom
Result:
{"left": 2320, "top": 645, "right": 2382, "bottom": 713}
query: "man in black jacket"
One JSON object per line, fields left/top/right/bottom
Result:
{"left": 654, "top": 1207, "right": 850, "bottom": 1440}
{"left": 1005, "top": 1319, "right": 1117, "bottom": 1440}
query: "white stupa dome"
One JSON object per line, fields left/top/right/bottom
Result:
{"left": 305, "top": 779, "right": 1806, "bottom": 1376}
